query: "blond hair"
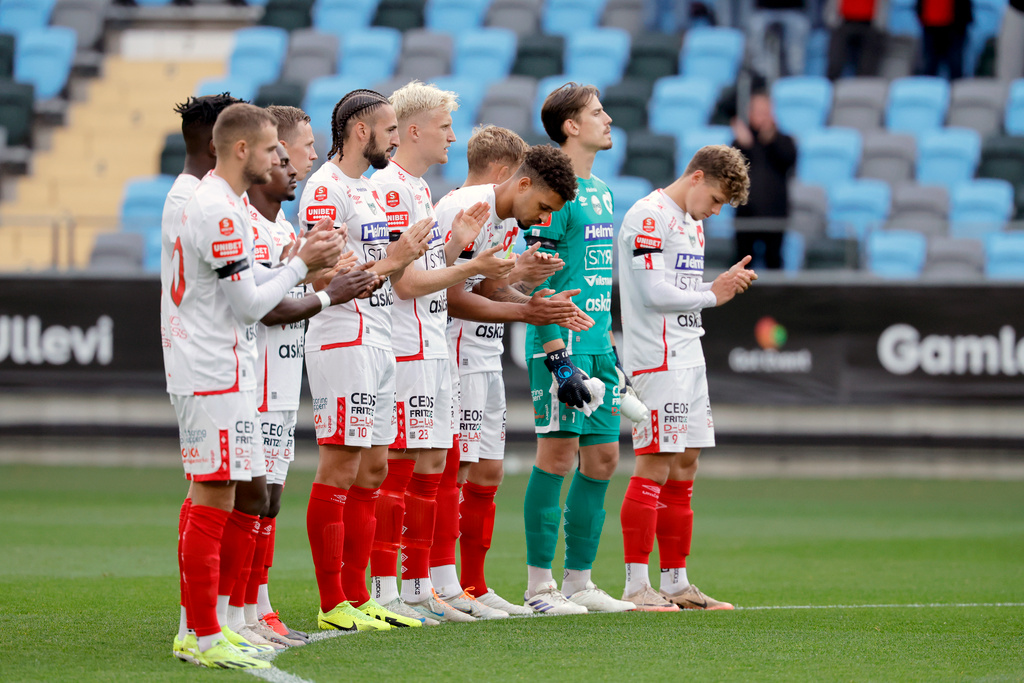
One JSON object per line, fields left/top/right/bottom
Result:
{"left": 212, "top": 103, "right": 276, "bottom": 154}
{"left": 467, "top": 125, "right": 527, "bottom": 175}
{"left": 389, "top": 80, "right": 459, "bottom": 123}
{"left": 684, "top": 144, "right": 751, "bottom": 207}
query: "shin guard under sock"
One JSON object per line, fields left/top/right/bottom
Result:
{"left": 563, "top": 469, "right": 610, "bottom": 571}
{"left": 306, "top": 483, "right": 348, "bottom": 612}
{"left": 459, "top": 481, "right": 497, "bottom": 596}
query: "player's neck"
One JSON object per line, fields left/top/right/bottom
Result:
{"left": 332, "top": 153, "right": 369, "bottom": 180}
{"left": 181, "top": 156, "right": 213, "bottom": 180}
{"left": 248, "top": 190, "right": 280, "bottom": 223}
{"left": 492, "top": 181, "right": 515, "bottom": 221}
{"left": 662, "top": 177, "right": 690, "bottom": 216}
{"left": 389, "top": 149, "right": 429, "bottom": 178}
{"left": 211, "top": 163, "right": 248, "bottom": 197}
{"left": 560, "top": 140, "right": 596, "bottom": 180}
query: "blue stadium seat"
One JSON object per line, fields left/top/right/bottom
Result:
{"left": 534, "top": 74, "right": 571, "bottom": 133}
{"left": 680, "top": 27, "right": 744, "bottom": 92}
{"left": 648, "top": 76, "right": 718, "bottom": 140}
{"left": 453, "top": 28, "right": 517, "bottom": 86}
{"left": 705, "top": 202, "right": 734, "bottom": 239}
{"left": 133, "top": 0, "right": 174, "bottom": 4}
{"left": 676, "top": 125, "right": 732, "bottom": 175}
{"left": 337, "top": 27, "right": 401, "bottom": 83}
{"left": 229, "top": 26, "right": 289, "bottom": 88}
{"left": 916, "top": 127, "right": 981, "bottom": 190}
{"left": 14, "top": 27, "right": 76, "bottom": 100}
{"left": 984, "top": 231, "right": 1024, "bottom": 280}
{"left": 887, "top": 0, "right": 922, "bottom": 37}
{"left": 781, "top": 230, "right": 805, "bottom": 272}
{"left": 312, "top": 0, "right": 380, "bottom": 36}
{"left": 443, "top": 136, "right": 469, "bottom": 182}
{"left": 0, "top": 0, "right": 56, "bottom": 38}
{"left": 592, "top": 126, "right": 627, "bottom": 179}
{"left": 949, "top": 178, "right": 1014, "bottom": 239}
{"left": 885, "top": 76, "right": 950, "bottom": 138}
{"left": 1005, "top": 79, "right": 1024, "bottom": 136}
{"left": 565, "top": 28, "right": 630, "bottom": 90}
{"left": 771, "top": 76, "right": 833, "bottom": 139}
{"left": 866, "top": 229, "right": 927, "bottom": 278}
{"left": 425, "top": 0, "right": 490, "bottom": 34}
{"left": 120, "top": 175, "right": 176, "bottom": 269}
{"left": 195, "top": 75, "right": 258, "bottom": 104}
{"left": 796, "top": 127, "right": 862, "bottom": 192}
{"left": 431, "top": 75, "right": 485, "bottom": 139}
{"left": 965, "top": 0, "right": 1007, "bottom": 75}
{"left": 303, "top": 75, "right": 373, "bottom": 132}
{"left": 605, "top": 174, "right": 652, "bottom": 231}
{"left": 803, "top": 27, "right": 830, "bottom": 77}
{"left": 827, "top": 179, "right": 891, "bottom": 240}
{"left": 542, "top": 0, "right": 607, "bottom": 37}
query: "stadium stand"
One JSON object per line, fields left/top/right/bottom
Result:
{"left": 452, "top": 28, "right": 517, "bottom": 86}
{"left": 984, "top": 231, "right": 1024, "bottom": 279}
{"left": 949, "top": 178, "right": 1014, "bottom": 239}
{"left": 432, "top": 74, "right": 484, "bottom": 137}
{"left": 14, "top": 27, "right": 76, "bottom": 100}
{"left": 676, "top": 126, "right": 732, "bottom": 175}
{"left": 396, "top": 28, "right": 452, "bottom": 81}
{"left": 486, "top": 0, "right": 541, "bottom": 37}
{"left": 796, "top": 127, "right": 862, "bottom": 192}
{"left": 51, "top": 0, "right": 109, "bottom": 75}
{"left": 228, "top": 26, "right": 287, "bottom": 88}
{"left": 159, "top": 132, "right": 186, "bottom": 177}
{"left": 119, "top": 174, "right": 175, "bottom": 271}
{"left": 374, "top": 0, "right": 426, "bottom": 32}
{"left": 304, "top": 75, "right": 367, "bottom": 132}
{"left": 511, "top": 33, "right": 563, "bottom": 80}
{"left": 425, "top": 0, "right": 490, "bottom": 34}
{"left": 258, "top": 0, "right": 314, "bottom": 32}
{"left": 605, "top": 174, "right": 652, "bottom": 229}
{"left": 602, "top": 0, "right": 646, "bottom": 36}
{"left": 279, "top": 28, "right": 338, "bottom": 86}
{"left": 915, "top": 127, "right": 981, "bottom": 190}
{"left": 565, "top": 28, "right": 631, "bottom": 90}
{"left": 680, "top": 26, "right": 744, "bottom": 92}
{"left": 830, "top": 77, "right": 888, "bottom": 133}
{"left": 0, "top": 78, "right": 33, "bottom": 148}
{"left": 624, "top": 32, "right": 679, "bottom": 84}
{"left": 866, "top": 229, "right": 928, "bottom": 278}
{"left": 195, "top": 74, "right": 258, "bottom": 102}
{"left": 886, "top": 183, "right": 950, "bottom": 237}
{"left": 860, "top": 131, "right": 917, "bottom": 184}
{"left": 771, "top": 76, "right": 833, "bottom": 138}
{"left": 87, "top": 231, "right": 144, "bottom": 273}
{"left": 312, "top": 0, "right": 379, "bottom": 35}
{"left": 827, "top": 179, "right": 891, "bottom": 240}
{"left": 1005, "top": 79, "right": 1024, "bottom": 136}
{"left": 477, "top": 76, "right": 535, "bottom": 133}
{"left": 0, "top": 0, "right": 56, "bottom": 37}
{"left": 254, "top": 80, "right": 305, "bottom": 108}
{"left": 946, "top": 78, "right": 1007, "bottom": 136}
{"left": 977, "top": 135, "right": 1024, "bottom": 213}
{"left": 542, "top": 0, "right": 605, "bottom": 36}
{"left": 0, "top": 33, "right": 13, "bottom": 78}
{"left": 623, "top": 130, "right": 676, "bottom": 189}
{"left": 591, "top": 126, "right": 627, "bottom": 179}
{"left": 337, "top": 27, "right": 401, "bottom": 82}
{"left": 600, "top": 79, "right": 649, "bottom": 132}
{"left": 921, "top": 235, "right": 985, "bottom": 281}
{"left": 648, "top": 76, "right": 717, "bottom": 139}
{"left": 885, "top": 76, "right": 951, "bottom": 138}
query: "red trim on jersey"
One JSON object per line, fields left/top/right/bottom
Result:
{"left": 319, "top": 301, "right": 364, "bottom": 350}
{"left": 634, "top": 410, "right": 661, "bottom": 455}
{"left": 195, "top": 331, "right": 241, "bottom": 395}
{"left": 192, "top": 429, "right": 234, "bottom": 481}
{"left": 395, "top": 300, "right": 425, "bottom": 362}
{"left": 632, "top": 320, "right": 669, "bottom": 376}
{"left": 390, "top": 401, "right": 407, "bottom": 449}
{"left": 315, "top": 397, "right": 348, "bottom": 446}
{"left": 456, "top": 327, "right": 463, "bottom": 369}
{"left": 258, "top": 352, "right": 269, "bottom": 413}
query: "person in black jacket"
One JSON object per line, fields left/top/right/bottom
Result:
{"left": 917, "top": 0, "right": 972, "bottom": 79}
{"left": 731, "top": 90, "right": 797, "bottom": 269}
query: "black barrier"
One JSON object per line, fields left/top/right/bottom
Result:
{"left": 3, "top": 276, "right": 1023, "bottom": 405}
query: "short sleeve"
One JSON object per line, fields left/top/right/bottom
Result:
{"left": 620, "top": 206, "right": 667, "bottom": 271}
{"left": 300, "top": 181, "right": 348, "bottom": 231}
{"left": 376, "top": 180, "right": 415, "bottom": 232}
{"left": 194, "top": 202, "right": 252, "bottom": 275}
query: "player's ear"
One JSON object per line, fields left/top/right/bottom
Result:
{"left": 691, "top": 169, "right": 704, "bottom": 185}
{"left": 517, "top": 175, "right": 532, "bottom": 193}
{"left": 562, "top": 117, "right": 579, "bottom": 139}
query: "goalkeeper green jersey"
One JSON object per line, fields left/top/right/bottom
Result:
{"left": 525, "top": 174, "right": 614, "bottom": 358}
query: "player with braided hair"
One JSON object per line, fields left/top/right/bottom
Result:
{"left": 299, "top": 89, "right": 434, "bottom": 632}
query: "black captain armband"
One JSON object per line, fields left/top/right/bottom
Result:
{"left": 215, "top": 259, "right": 250, "bottom": 279}
{"left": 459, "top": 249, "right": 474, "bottom": 260}
{"left": 524, "top": 234, "right": 557, "bottom": 251}
{"left": 632, "top": 247, "right": 663, "bottom": 257}
{"left": 389, "top": 230, "right": 402, "bottom": 242}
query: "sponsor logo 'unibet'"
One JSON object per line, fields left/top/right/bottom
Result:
{"left": 728, "top": 316, "right": 812, "bottom": 374}
{"left": 0, "top": 315, "right": 114, "bottom": 366}
{"left": 878, "top": 324, "right": 1024, "bottom": 376}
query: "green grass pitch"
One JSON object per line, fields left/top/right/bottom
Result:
{"left": 2, "top": 464, "right": 1023, "bottom": 682}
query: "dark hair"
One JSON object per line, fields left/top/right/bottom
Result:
{"left": 540, "top": 82, "right": 601, "bottom": 145}
{"left": 516, "top": 145, "right": 578, "bottom": 202}
{"left": 328, "top": 89, "right": 389, "bottom": 161}
{"left": 173, "top": 93, "right": 247, "bottom": 153}
{"left": 266, "top": 105, "right": 311, "bottom": 142}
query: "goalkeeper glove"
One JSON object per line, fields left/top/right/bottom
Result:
{"left": 544, "top": 348, "right": 592, "bottom": 409}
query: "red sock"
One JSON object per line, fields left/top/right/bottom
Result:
{"left": 218, "top": 509, "right": 260, "bottom": 598}
{"left": 429, "top": 445, "right": 462, "bottom": 569}
{"left": 459, "top": 481, "right": 496, "bottom": 596}
{"left": 621, "top": 476, "right": 661, "bottom": 564}
{"left": 178, "top": 497, "right": 192, "bottom": 628}
{"left": 230, "top": 519, "right": 259, "bottom": 609}
{"left": 342, "top": 485, "right": 378, "bottom": 606}
{"left": 370, "top": 458, "right": 414, "bottom": 576}
{"left": 401, "top": 472, "right": 441, "bottom": 581}
{"left": 657, "top": 480, "right": 694, "bottom": 570}
{"left": 263, "top": 519, "right": 275, "bottom": 585}
{"left": 182, "top": 504, "right": 230, "bottom": 638}
{"left": 306, "top": 483, "right": 347, "bottom": 612}
{"left": 245, "top": 517, "right": 273, "bottom": 606}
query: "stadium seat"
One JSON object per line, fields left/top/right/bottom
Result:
{"left": 374, "top": 0, "right": 426, "bottom": 31}
{"left": 453, "top": 28, "right": 517, "bottom": 86}
{"left": 830, "top": 77, "right": 888, "bottom": 132}
{"left": 542, "top": 0, "right": 606, "bottom": 36}
{"left": 14, "top": 27, "right": 76, "bottom": 101}
{"left": 51, "top": 0, "right": 109, "bottom": 53}
{"left": 485, "top": 0, "right": 541, "bottom": 38}
{"left": 984, "top": 231, "right": 1024, "bottom": 279}
{"left": 827, "top": 179, "right": 891, "bottom": 240}
{"left": 915, "top": 127, "right": 981, "bottom": 190}
{"left": 602, "top": 0, "right": 646, "bottom": 36}
{"left": 0, "top": 0, "right": 56, "bottom": 38}
{"left": 160, "top": 132, "right": 186, "bottom": 177}
{"left": 878, "top": 34, "right": 919, "bottom": 79}
{"left": 279, "top": 29, "right": 338, "bottom": 86}
{"left": 623, "top": 131, "right": 676, "bottom": 188}
{"left": 605, "top": 174, "right": 652, "bottom": 230}
{"left": 88, "top": 232, "right": 144, "bottom": 273}
{"left": 887, "top": 0, "right": 921, "bottom": 37}
{"left": 1005, "top": 79, "right": 1024, "bottom": 136}
{"left": 600, "top": 79, "right": 650, "bottom": 133}
{"left": 680, "top": 27, "right": 744, "bottom": 92}
{"left": 511, "top": 34, "right": 563, "bottom": 80}
{"left": 120, "top": 175, "right": 176, "bottom": 253}
{"left": 337, "top": 27, "right": 401, "bottom": 83}
{"left": 565, "top": 28, "right": 630, "bottom": 90}
{"left": 431, "top": 75, "right": 485, "bottom": 136}
{"left": 0, "top": 34, "right": 13, "bottom": 78}
{"left": 425, "top": 0, "right": 490, "bottom": 34}
{"left": 676, "top": 125, "right": 731, "bottom": 175}
{"left": 965, "top": 0, "right": 1007, "bottom": 75}
{"left": 258, "top": 0, "right": 314, "bottom": 31}
{"left": 648, "top": 76, "right": 718, "bottom": 140}
{"left": 946, "top": 78, "right": 1007, "bottom": 137}
{"left": 476, "top": 76, "right": 536, "bottom": 133}
{"left": 803, "top": 27, "right": 830, "bottom": 77}
{"left": 796, "top": 127, "right": 862, "bottom": 192}
{"left": 885, "top": 183, "right": 949, "bottom": 236}
{"left": 195, "top": 75, "right": 258, "bottom": 103}
{"left": 625, "top": 32, "right": 679, "bottom": 84}
{"left": 229, "top": 26, "right": 288, "bottom": 89}
{"left": 312, "top": 0, "right": 379, "bottom": 36}
{"left": 0, "top": 78, "right": 34, "bottom": 147}
{"left": 885, "top": 76, "right": 950, "bottom": 138}
{"left": 442, "top": 135, "right": 469, "bottom": 182}
{"left": 977, "top": 135, "right": 1024, "bottom": 194}
{"left": 533, "top": 74, "right": 571, "bottom": 133}
{"left": 396, "top": 29, "right": 452, "bottom": 81}
{"left": 771, "top": 76, "right": 833, "bottom": 139}
{"left": 860, "top": 131, "right": 916, "bottom": 184}
{"left": 591, "top": 126, "right": 627, "bottom": 179}
{"left": 303, "top": 75, "right": 371, "bottom": 132}
{"left": 788, "top": 180, "right": 828, "bottom": 240}
{"left": 949, "top": 178, "right": 1014, "bottom": 239}
{"left": 254, "top": 81, "right": 306, "bottom": 109}
{"left": 866, "top": 229, "right": 927, "bottom": 278}
{"left": 920, "top": 235, "right": 985, "bottom": 281}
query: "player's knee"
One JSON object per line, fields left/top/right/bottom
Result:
{"left": 234, "top": 484, "right": 268, "bottom": 517}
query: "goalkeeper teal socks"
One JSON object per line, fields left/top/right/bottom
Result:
{"left": 524, "top": 466, "right": 564, "bottom": 569}
{"left": 563, "top": 469, "right": 610, "bottom": 571}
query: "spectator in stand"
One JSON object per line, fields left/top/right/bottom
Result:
{"left": 825, "top": 0, "right": 889, "bottom": 79}
{"left": 997, "top": 0, "right": 1024, "bottom": 80}
{"left": 748, "top": 0, "right": 812, "bottom": 77}
{"left": 731, "top": 89, "right": 797, "bottom": 269}
{"left": 917, "top": 0, "right": 972, "bottom": 79}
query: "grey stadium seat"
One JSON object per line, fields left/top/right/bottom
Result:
{"left": 920, "top": 235, "right": 985, "bottom": 281}
{"left": 830, "top": 78, "right": 888, "bottom": 133}
{"left": 885, "top": 183, "right": 949, "bottom": 237}
{"left": 860, "top": 131, "right": 916, "bottom": 185}
{"left": 787, "top": 180, "right": 829, "bottom": 240}
{"left": 280, "top": 29, "right": 339, "bottom": 86}
{"left": 396, "top": 29, "right": 453, "bottom": 82}
{"left": 476, "top": 76, "right": 536, "bottom": 134}
{"left": 88, "top": 233, "right": 145, "bottom": 273}
{"left": 52, "top": 0, "right": 111, "bottom": 75}
{"left": 947, "top": 78, "right": 1008, "bottom": 138}
{"left": 486, "top": 0, "right": 542, "bottom": 38}
{"left": 602, "top": 0, "right": 647, "bottom": 37}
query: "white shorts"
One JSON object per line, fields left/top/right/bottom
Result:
{"left": 307, "top": 345, "right": 397, "bottom": 448}
{"left": 260, "top": 409, "right": 296, "bottom": 486}
{"left": 630, "top": 366, "right": 715, "bottom": 454}
{"left": 392, "top": 357, "right": 455, "bottom": 450}
{"left": 458, "top": 371, "right": 506, "bottom": 463}
{"left": 172, "top": 391, "right": 258, "bottom": 483}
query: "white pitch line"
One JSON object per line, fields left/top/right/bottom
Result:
{"left": 735, "top": 602, "right": 1024, "bottom": 611}
{"left": 245, "top": 630, "right": 349, "bottom": 683}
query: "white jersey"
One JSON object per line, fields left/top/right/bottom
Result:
{"left": 618, "top": 189, "right": 709, "bottom": 375}
{"left": 251, "top": 206, "right": 304, "bottom": 412}
{"left": 161, "top": 172, "right": 258, "bottom": 395}
{"left": 299, "top": 163, "right": 396, "bottom": 352}
{"left": 160, "top": 173, "right": 200, "bottom": 390}
{"left": 435, "top": 183, "right": 519, "bottom": 375}
{"left": 372, "top": 161, "right": 448, "bottom": 361}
